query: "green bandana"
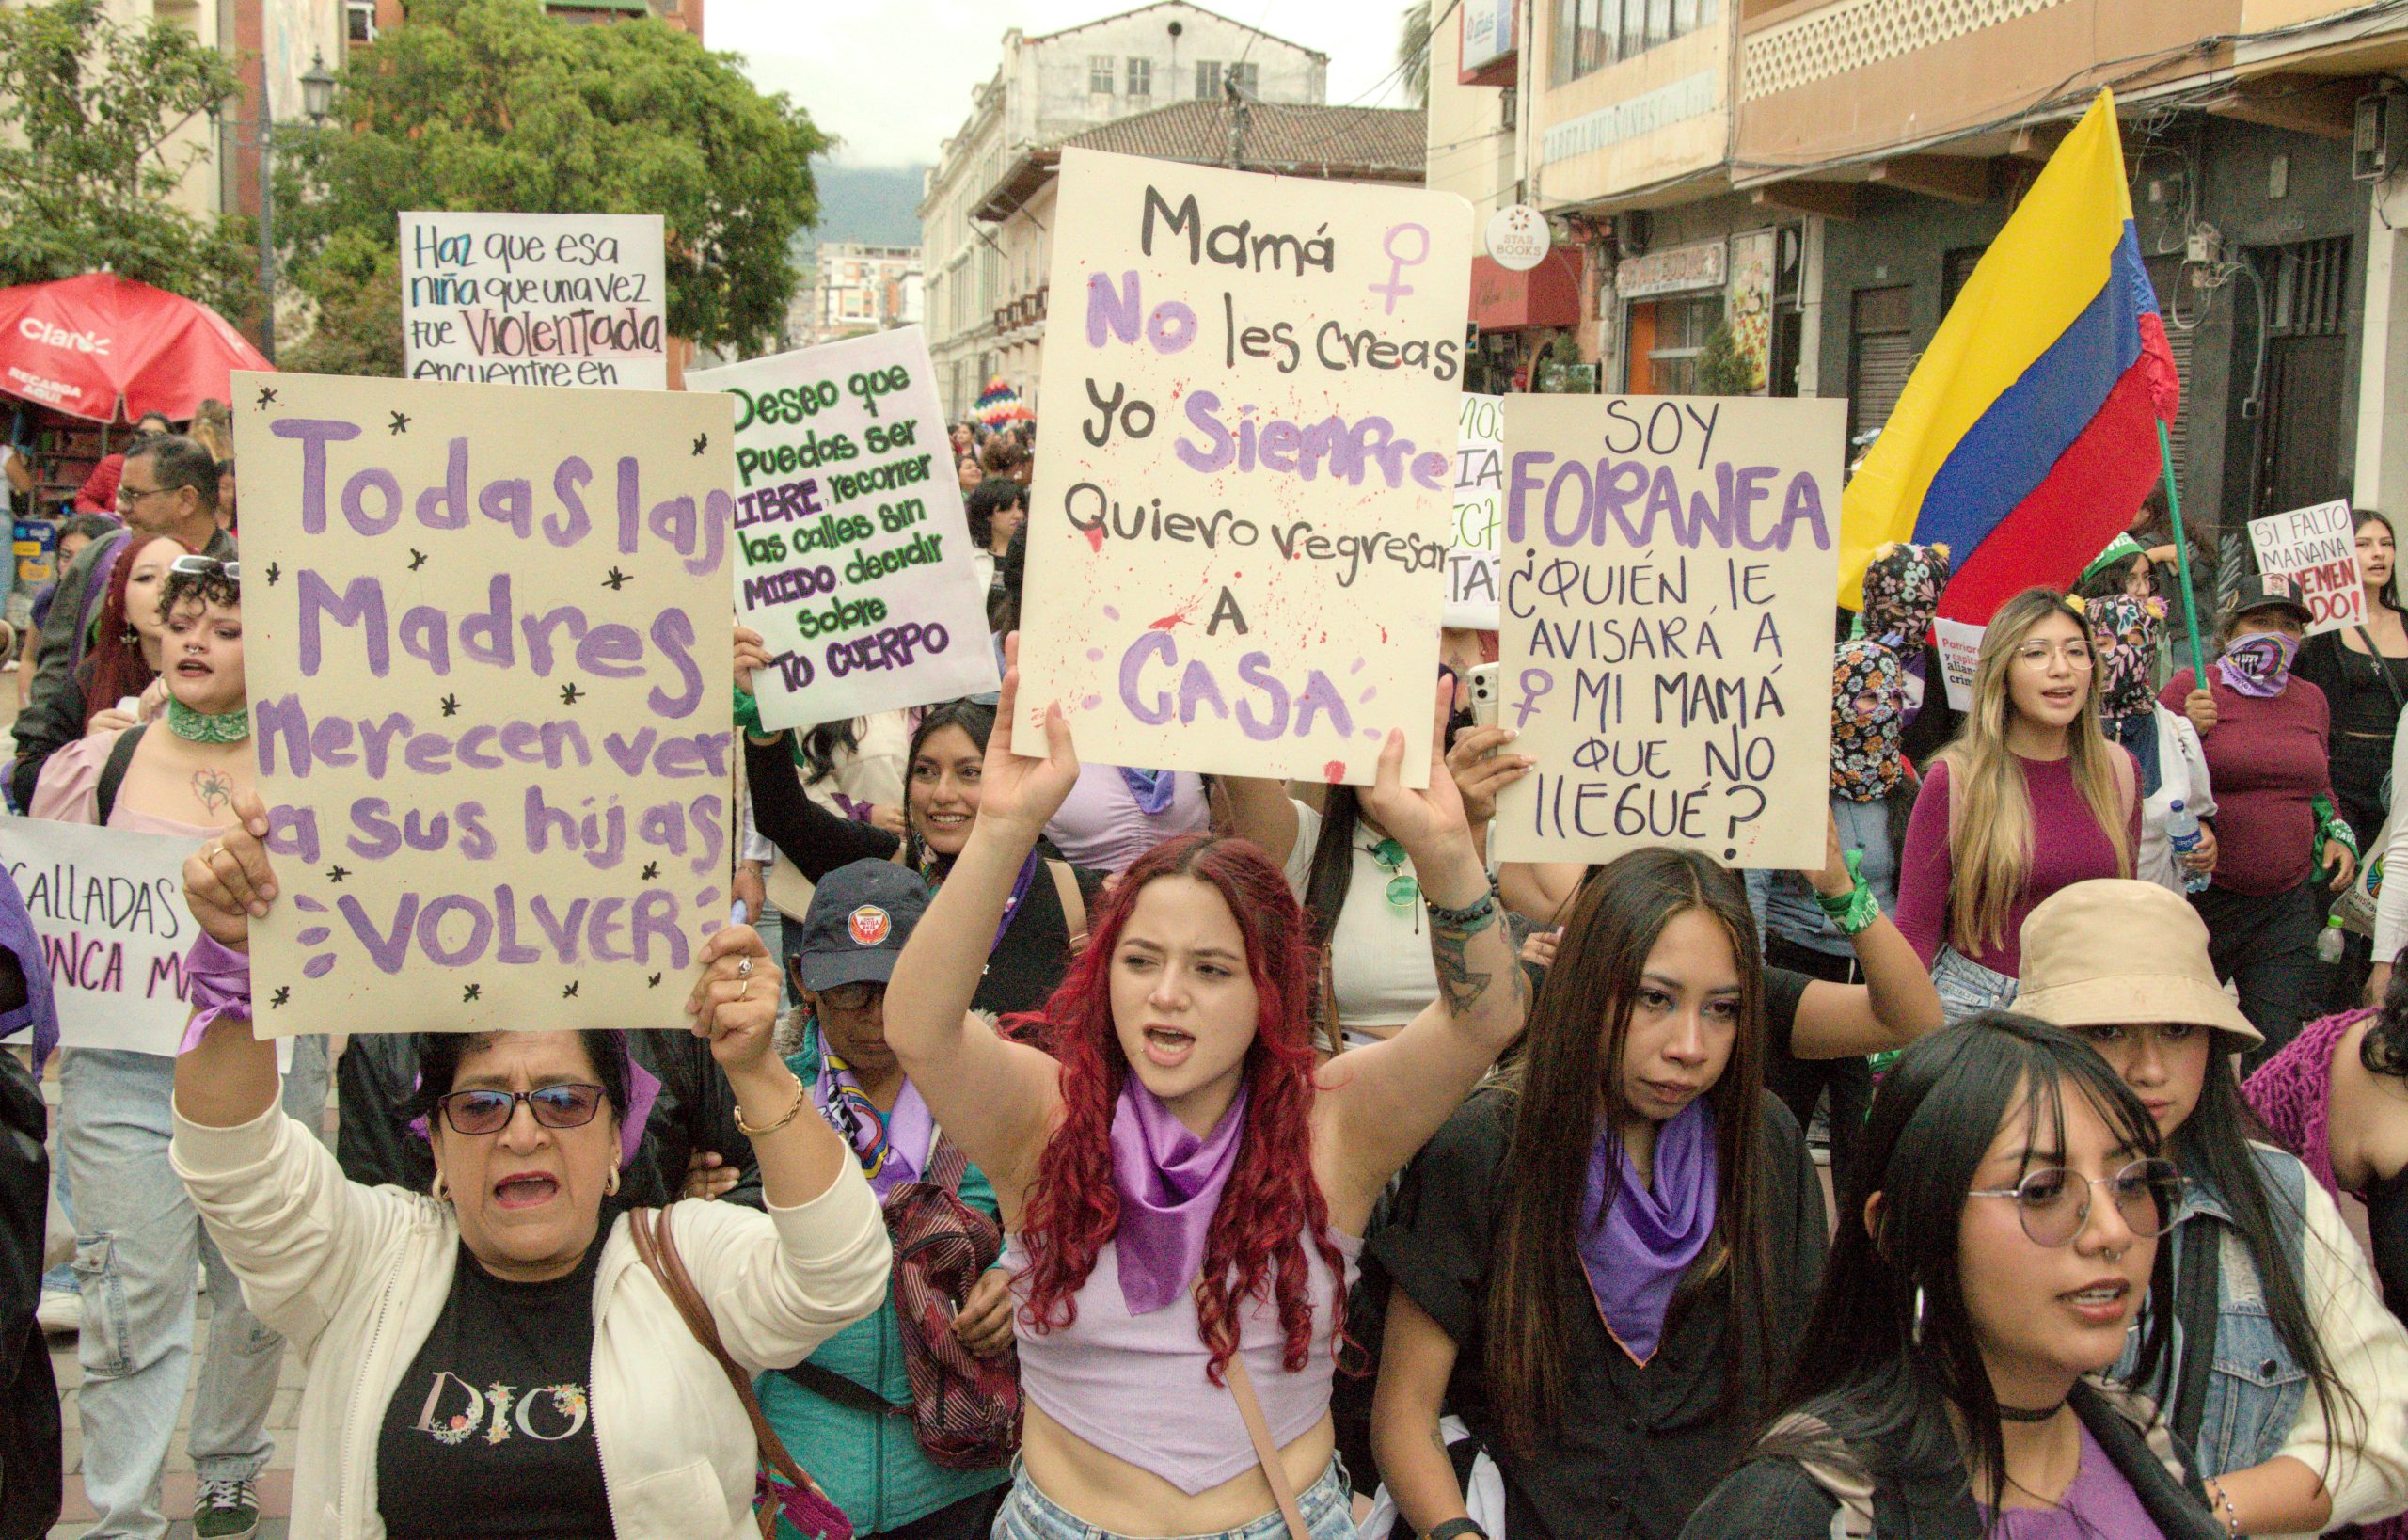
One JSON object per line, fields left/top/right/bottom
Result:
{"left": 166, "top": 697, "right": 250, "bottom": 744}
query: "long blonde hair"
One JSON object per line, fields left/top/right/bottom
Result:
{"left": 1939, "top": 588, "right": 2131, "bottom": 955}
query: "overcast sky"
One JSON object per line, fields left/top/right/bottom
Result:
{"left": 711, "top": 0, "right": 1424, "bottom": 167}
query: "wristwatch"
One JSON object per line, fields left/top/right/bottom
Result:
{"left": 1425, "top": 1520, "right": 1489, "bottom": 1540}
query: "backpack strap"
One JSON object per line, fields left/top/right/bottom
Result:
{"left": 96, "top": 723, "right": 146, "bottom": 828}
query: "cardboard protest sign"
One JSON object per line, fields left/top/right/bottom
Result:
{"left": 0, "top": 820, "right": 196, "bottom": 1056}
{"left": 1492, "top": 394, "right": 1845, "bottom": 868}
{"left": 401, "top": 213, "right": 668, "bottom": 389}
{"left": 689, "top": 328, "right": 998, "bottom": 728}
{"left": 1014, "top": 150, "right": 1474, "bottom": 786}
{"left": 1448, "top": 395, "right": 1503, "bottom": 629}
{"left": 2248, "top": 499, "right": 2364, "bottom": 637}
{"left": 234, "top": 370, "right": 734, "bottom": 1036}
{"left": 1933, "top": 617, "right": 1984, "bottom": 712}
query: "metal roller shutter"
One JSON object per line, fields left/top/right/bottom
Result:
{"left": 1848, "top": 284, "right": 1914, "bottom": 449}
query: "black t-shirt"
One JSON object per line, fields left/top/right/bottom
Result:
{"left": 1365, "top": 1079, "right": 1828, "bottom": 1540}
{"left": 378, "top": 1240, "right": 614, "bottom": 1539}
{"left": 2297, "top": 627, "right": 2408, "bottom": 742}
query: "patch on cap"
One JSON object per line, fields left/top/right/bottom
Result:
{"left": 848, "top": 906, "right": 891, "bottom": 946}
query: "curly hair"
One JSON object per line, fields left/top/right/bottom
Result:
{"left": 1009, "top": 834, "right": 1343, "bottom": 1382}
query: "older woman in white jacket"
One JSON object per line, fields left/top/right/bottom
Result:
{"left": 170, "top": 791, "right": 891, "bottom": 1540}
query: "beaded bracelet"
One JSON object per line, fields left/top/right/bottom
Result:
{"left": 1424, "top": 891, "right": 1498, "bottom": 932}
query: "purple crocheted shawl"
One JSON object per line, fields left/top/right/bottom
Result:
{"left": 2241, "top": 1008, "right": 2362, "bottom": 1201}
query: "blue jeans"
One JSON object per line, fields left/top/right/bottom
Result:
{"left": 1931, "top": 945, "right": 2018, "bottom": 1024}
{"left": 991, "top": 1459, "right": 1357, "bottom": 1540}
{"left": 62, "top": 1040, "right": 329, "bottom": 1540}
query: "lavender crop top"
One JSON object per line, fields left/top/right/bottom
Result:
{"left": 1002, "top": 1230, "right": 1361, "bottom": 1494}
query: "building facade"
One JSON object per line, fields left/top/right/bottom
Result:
{"left": 798, "top": 242, "right": 926, "bottom": 347}
{"left": 1428, "top": 0, "right": 2408, "bottom": 554}
{"left": 920, "top": 0, "right": 1329, "bottom": 419}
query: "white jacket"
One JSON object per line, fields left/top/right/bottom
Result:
{"left": 172, "top": 1098, "right": 891, "bottom": 1540}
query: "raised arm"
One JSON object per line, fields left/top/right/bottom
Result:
{"left": 1320, "top": 682, "right": 1527, "bottom": 1223}
{"left": 736, "top": 627, "right": 902, "bottom": 881}
{"left": 1789, "top": 812, "right": 1944, "bottom": 1058}
{"left": 879, "top": 639, "right": 1076, "bottom": 1209}
{"left": 176, "top": 790, "right": 282, "bottom": 1130}
{"left": 1220, "top": 773, "right": 1301, "bottom": 866}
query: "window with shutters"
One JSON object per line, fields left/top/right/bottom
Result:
{"left": 1127, "top": 57, "right": 1151, "bottom": 97}
{"left": 1229, "top": 62, "right": 1259, "bottom": 96}
{"left": 1848, "top": 284, "right": 1914, "bottom": 450}
{"left": 1196, "top": 60, "right": 1223, "bottom": 98}
{"left": 1090, "top": 55, "right": 1116, "bottom": 93}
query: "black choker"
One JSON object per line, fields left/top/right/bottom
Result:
{"left": 1996, "top": 1401, "right": 2067, "bottom": 1423}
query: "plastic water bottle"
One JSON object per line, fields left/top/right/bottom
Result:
{"left": 2319, "top": 913, "right": 2350, "bottom": 965}
{"left": 2164, "top": 800, "right": 2211, "bottom": 895}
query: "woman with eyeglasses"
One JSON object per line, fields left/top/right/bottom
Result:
{"left": 2018, "top": 880, "right": 2408, "bottom": 1540}
{"left": 2162, "top": 577, "right": 2357, "bottom": 1062}
{"left": 1893, "top": 588, "right": 2140, "bottom": 1023}
{"left": 1680, "top": 1015, "right": 2225, "bottom": 1540}
{"left": 167, "top": 790, "right": 893, "bottom": 1539}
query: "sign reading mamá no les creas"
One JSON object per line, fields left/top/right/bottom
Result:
{"left": 1015, "top": 151, "right": 1474, "bottom": 786}
{"left": 1493, "top": 394, "right": 1844, "bottom": 869}
{"left": 234, "top": 372, "right": 734, "bottom": 1036}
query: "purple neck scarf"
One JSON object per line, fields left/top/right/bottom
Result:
{"left": 1117, "top": 767, "right": 1179, "bottom": 817}
{"left": 2216, "top": 631, "right": 2301, "bottom": 698}
{"left": 1579, "top": 1100, "right": 1717, "bottom": 1366}
{"left": 812, "top": 1034, "right": 936, "bottom": 1199}
{"left": 1109, "top": 1077, "right": 1249, "bottom": 1316}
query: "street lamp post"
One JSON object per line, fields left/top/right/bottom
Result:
{"left": 254, "top": 48, "right": 338, "bottom": 364}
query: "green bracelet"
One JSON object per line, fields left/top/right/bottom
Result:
{"left": 733, "top": 685, "right": 764, "bottom": 734}
{"left": 1812, "top": 849, "right": 1879, "bottom": 936}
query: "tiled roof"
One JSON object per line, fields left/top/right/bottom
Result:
{"left": 1063, "top": 100, "right": 1427, "bottom": 176}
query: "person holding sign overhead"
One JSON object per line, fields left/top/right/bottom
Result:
{"left": 29, "top": 558, "right": 323, "bottom": 1540}
{"left": 169, "top": 793, "right": 893, "bottom": 1540}
{"left": 878, "top": 646, "right": 1526, "bottom": 1540}
{"left": 2163, "top": 577, "right": 2355, "bottom": 1062}
{"left": 1893, "top": 589, "right": 2141, "bottom": 1023}
{"left": 740, "top": 624, "right": 1102, "bottom": 1015}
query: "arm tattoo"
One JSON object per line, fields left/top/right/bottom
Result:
{"left": 1428, "top": 903, "right": 1501, "bottom": 1018}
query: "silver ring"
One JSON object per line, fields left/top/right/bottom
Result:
{"left": 735, "top": 957, "right": 753, "bottom": 977}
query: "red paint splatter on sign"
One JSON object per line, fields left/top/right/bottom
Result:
{"left": 1148, "top": 609, "right": 1191, "bottom": 631}
{"left": 1082, "top": 527, "right": 1104, "bottom": 553}
{"left": 1323, "top": 760, "right": 1347, "bottom": 784}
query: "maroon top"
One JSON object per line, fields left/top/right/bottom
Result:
{"left": 1894, "top": 752, "right": 2142, "bottom": 977}
{"left": 2159, "top": 669, "right": 2332, "bottom": 897}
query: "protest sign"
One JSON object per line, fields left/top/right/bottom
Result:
{"left": 1014, "top": 150, "right": 1474, "bottom": 786}
{"left": 1934, "top": 617, "right": 1984, "bottom": 712}
{"left": 401, "top": 213, "right": 668, "bottom": 389}
{"left": 2248, "top": 498, "right": 2363, "bottom": 637}
{"left": 234, "top": 370, "right": 734, "bottom": 1036}
{"left": 0, "top": 819, "right": 195, "bottom": 1056}
{"left": 1492, "top": 394, "right": 1846, "bottom": 868}
{"left": 1448, "top": 395, "right": 1503, "bottom": 629}
{"left": 689, "top": 327, "right": 998, "bottom": 727}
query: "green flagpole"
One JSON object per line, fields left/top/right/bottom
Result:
{"left": 2158, "top": 419, "right": 2208, "bottom": 682}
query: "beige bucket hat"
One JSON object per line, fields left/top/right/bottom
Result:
{"left": 2014, "top": 880, "right": 2262, "bottom": 1048}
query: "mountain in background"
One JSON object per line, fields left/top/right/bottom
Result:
{"left": 807, "top": 163, "right": 929, "bottom": 250}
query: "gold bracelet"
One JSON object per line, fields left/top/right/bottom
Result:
{"left": 734, "top": 1072, "right": 809, "bottom": 1137}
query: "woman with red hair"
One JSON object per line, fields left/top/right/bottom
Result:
{"left": 882, "top": 652, "right": 1526, "bottom": 1540}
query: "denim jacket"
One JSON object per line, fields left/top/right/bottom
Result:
{"left": 2115, "top": 1145, "right": 2311, "bottom": 1481}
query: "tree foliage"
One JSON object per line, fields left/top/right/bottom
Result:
{"left": 1398, "top": 0, "right": 1432, "bottom": 108}
{"left": 1697, "top": 321, "right": 1762, "bottom": 396}
{"left": 0, "top": 0, "right": 259, "bottom": 311}
{"left": 277, "top": 0, "right": 832, "bottom": 364}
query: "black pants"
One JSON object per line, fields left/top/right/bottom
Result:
{"left": 875, "top": 1484, "right": 1006, "bottom": 1540}
{"left": 2192, "top": 878, "right": 2321, "bottom": 1071}
{"left": 1762, "top": 937, "right": 1873, "bottom": 1200}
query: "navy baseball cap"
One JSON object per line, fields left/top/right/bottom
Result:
{"left": 790, "top": 859, "right": 928, "bottom": 992}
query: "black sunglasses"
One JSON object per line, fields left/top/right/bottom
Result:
{"left": 435, "top": 1083, "right": 607, "bottom": 1137}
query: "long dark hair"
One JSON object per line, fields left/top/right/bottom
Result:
{"left": 2370, "top": 963, "right": 2408, "bottom": 1077}
{"left": 1759, "top": 1014, "right": 2165, "bottom": 1520}
{"left": 798, "top": 717, "right": 863, "bottom": 787}
{"left": 2160, "top": 1064, "right": 2361, "bottom": 1472}
{"left": 901, "top": 699, "right": 996, "bottom": 873}
{"left": 1299, "top": 784, "right": 1364, "bottom": 950}
{"left": 2357, "top": 509, "right": 2403, "bottom": 616}
{"left": 1483, "top": 849, "right": 1776, "bottom": 1454}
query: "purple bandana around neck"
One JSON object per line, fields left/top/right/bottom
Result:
{"left": 1578, "top": 1099, "right": 1717, "bottom": 1365}
{"left": 408, "top": 1058, "right": 661, "bottom": 1168}
{"left": 812, "top": 1035, "right": 936, "bottom": 1199}
{"left": 2216, "top": 630, "right": 2301, "bottom": 698}
{"left": 1117, "top": 767, "right": 1179, "bottom": 817}
{"left": 1108, "top": 1076, "right": 1249, "bottom": 1316}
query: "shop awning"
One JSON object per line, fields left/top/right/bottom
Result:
{"left": 1470, "top": 249, "right": 1581, "bottom": 332}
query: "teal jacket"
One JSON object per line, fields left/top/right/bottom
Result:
{"left": 758, "top": 1027, "right": 1009, "bottom": 1534}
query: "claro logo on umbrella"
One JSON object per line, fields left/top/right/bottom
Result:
{"left": 17, "top": 317, "right": 110, "bottom": 355}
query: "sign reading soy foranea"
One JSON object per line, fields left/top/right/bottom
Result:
{"left": 401, "top": 212, "right": 668, "bottom": 389}
{"left": 1448, "top": 395, "right": 1504, "bottom": 629}
{"left": 233, "top": 371, "right": 735, "bottom": 1036}
{"left": 1492, "top": 394, "right": 1845, "bottom": 869}
{"left": 689, "top": 327, "right": 998, "bottom": 729}
{"left": 1014, "top": 150, "right": 1474, "bottom": 787}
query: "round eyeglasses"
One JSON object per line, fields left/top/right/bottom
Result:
{"left": 1969, "top": 1157, "right": 2181, "bottom": 1247}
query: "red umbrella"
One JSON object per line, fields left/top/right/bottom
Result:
{"left": 0, "top": 272, "right": 271, "bottom": 424}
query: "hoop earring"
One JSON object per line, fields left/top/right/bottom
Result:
{"left": 1910, "top": 1283, "right": 1927, "bottom": 1348}
{"left": 430, "top": 1171, "right": 449, "bottom": 1203}
{"left": 605, "top": 1166, "right": 620, "bottom": 1197}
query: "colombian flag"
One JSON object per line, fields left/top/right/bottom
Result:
{"left": 1838, "top": 89, "right": 2180, "bottom": 625}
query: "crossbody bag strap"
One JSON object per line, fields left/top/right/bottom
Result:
{"left": 2168, "top": 1216, "right": 2221, "bottom": 1463}
{"left": 1223, "top": 1357, "right": 1311, "bottom": 1540}
{"left": 2358, "top": 626, "right": 2408, "bottom": 710}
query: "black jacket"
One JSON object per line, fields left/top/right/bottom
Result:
{"left": 1678, "top": 1379, "right": 2224, "bottom": 1540}
{"left": 0, "top": 955, "right": 58, "bottom": 1538}
{"left": 335, "top": 1032, "right": 762, "bottom": 1210}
